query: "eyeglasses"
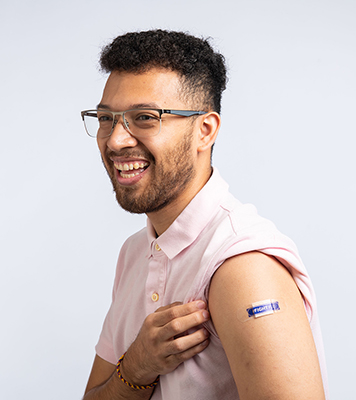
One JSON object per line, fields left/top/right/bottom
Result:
{"left": 81, "top": 108, "right": 207, "bottom": 138}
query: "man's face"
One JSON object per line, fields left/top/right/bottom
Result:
{"left": 97, "top": 68, "right": 201, "bottom": 214}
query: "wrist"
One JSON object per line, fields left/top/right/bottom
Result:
{"left": 118, "top": 353, "right": 160, "bottom": 390}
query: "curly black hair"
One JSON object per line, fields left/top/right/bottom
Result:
{"left": 99, "top": 29, "right": 227, "bottom": 113}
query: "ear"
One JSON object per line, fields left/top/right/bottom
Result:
{"left": 197, "top": 112, "right": 221, "bottom": 153}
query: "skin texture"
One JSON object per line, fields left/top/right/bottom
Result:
{"left": 97, "top": 69, "right": 220, "bottom": 235}
{"left": 83, "top": 68, "right": 325, "bottom": 399}
{"left": 100, "top": 93, "right": 197, "bottom": 214}
{"left": 209, "top": 252, "right": 325, "bottom": 400}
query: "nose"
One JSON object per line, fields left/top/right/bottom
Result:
{"left": 106, "top": 118, "right": 138, "bottom": 151}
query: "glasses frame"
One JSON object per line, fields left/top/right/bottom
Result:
{"left": 81, "top": 108, "right": 207, "bottom": 138}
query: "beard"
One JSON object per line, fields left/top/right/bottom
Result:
{"left": 103, "top": 130, "right": 196, "bottom": 214}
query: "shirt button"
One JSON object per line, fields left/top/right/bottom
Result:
{"left": 155, "top": 243, "right": 161, "bottom": 251}
{"left": 151, "top": 292, "right": 159, "bottom": 302}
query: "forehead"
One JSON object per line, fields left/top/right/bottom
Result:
{"left": 100, "top": 68, "right": 184, "bottom": 110}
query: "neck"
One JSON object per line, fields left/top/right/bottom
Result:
{"left": 147, "top": 166, "right": 213, "bottom": 236}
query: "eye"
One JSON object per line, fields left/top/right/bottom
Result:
{"left": 127, "top": 110, "right": 160, "bottom": 131}
{"left": 97, "top": 112, "right": 113, "bottom": 126}
{"left": 98, "top": 114, "right": 112, "bottom": 122}
{"left": 135, "top": 113, "right": 159, "bottom": 121}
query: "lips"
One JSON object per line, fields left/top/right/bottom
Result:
{"left": 112, "top": 159, "right": 150, "bottom": 183}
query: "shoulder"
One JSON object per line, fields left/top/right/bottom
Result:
{"left": 209, "top": 251, "right": 301, "bottom": 314}
{"left": 119, "top": 226, "right": 148, "bottom": 256}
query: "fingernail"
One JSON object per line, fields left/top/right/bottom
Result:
{"left": 202, "top": 310, "right": 209, "bottom": 319}
{"left": 196, "top": 301, "right": 206, "bottom": 309}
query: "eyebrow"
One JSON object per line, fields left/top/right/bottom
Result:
{"left": 96, "top": 102, "right": 161, "bottom": 110}
{"left": 96, "top": 103, "right": 110, "bottom": 110}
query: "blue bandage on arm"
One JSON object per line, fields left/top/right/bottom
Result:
{"left": 237, "top": 299, "right": 285, "bottom": 322}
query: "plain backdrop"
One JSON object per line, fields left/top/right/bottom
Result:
{"left": 1, "top": 0, "right": 355, "bottom": 398}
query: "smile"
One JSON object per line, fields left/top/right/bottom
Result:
{"left": 114, "top": 161, "right": 149, "bottom": 178}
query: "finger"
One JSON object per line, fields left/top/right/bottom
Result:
{"left": 154, "top": 301, "right": 183, "bottom": 313}
{"left": 165, "top": 338, "right": 210, "bottom": 369}
{"left": 154, "top": 300, "right": 207, "bottom": 327}
{"left": 159, "top": 309, "right": 210, "bottom": 341}
{"left": 168, "top": 328, "right": 210, "bottom": 355}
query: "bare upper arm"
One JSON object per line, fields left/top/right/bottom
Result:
{"left": 209, "top": 251, "right": 325, "bottom": 400}
{"left": 84, "top": 354, "right": 116, "bottom": 395}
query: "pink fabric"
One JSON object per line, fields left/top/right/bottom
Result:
{"left": 95, "top": 168, "right": 328, "bottom": 399}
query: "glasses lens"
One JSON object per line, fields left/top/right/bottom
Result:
{"left": 125, "top": 109, "right": 161, "bottom": 137}
{"left": 83, "top": 111, "right": 101, "bottom": 138}
{"left": 82, "top": 109, "right": 162, "bottom": 138}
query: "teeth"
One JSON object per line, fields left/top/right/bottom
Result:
{"left": 115, "top": 162, "right": 149, "bottom": 171}
{"left": 120, "top": 171, "right": 141, "bottom": 178}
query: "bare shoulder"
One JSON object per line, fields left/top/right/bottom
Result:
{"left": 210, "top": 251, "right": 303, "bottom": 308}
{"left": 209, "top": 251, "right": 325, "bottom": 400}
{"left": 84, "top": 354, "right": 116, "bottom": 395}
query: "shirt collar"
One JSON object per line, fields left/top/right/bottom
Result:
{"left": 146, "top": 168, "right": 229, "bottom": 259}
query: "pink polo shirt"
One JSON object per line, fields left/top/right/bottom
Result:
{"left": 95, "top": 168, "right": 328, "bottom": 399}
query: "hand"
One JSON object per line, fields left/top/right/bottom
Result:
{"left": 120, "top": 301, "right": 210, "bottom": 385}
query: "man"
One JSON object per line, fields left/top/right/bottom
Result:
{"left": 81, "top": 30, "right": 328, "bottom": 399}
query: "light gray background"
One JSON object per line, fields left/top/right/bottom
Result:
{"left": 1, "top": 0, "right": 355, "bottom": 398}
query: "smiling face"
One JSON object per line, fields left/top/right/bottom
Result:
{"left": 97, "top": 68, "right": 207, "bottom": 216}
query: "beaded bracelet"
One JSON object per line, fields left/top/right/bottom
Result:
{"left": 116, "top": 353, "right": 160, "bottom": 390}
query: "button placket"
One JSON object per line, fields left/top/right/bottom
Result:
{"left": 146, "top": 246, "right": 166, "bottom": 313}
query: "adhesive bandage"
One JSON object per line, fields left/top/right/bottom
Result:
{"left": 237, "top": 299, "right": 285, "bottom": 322}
